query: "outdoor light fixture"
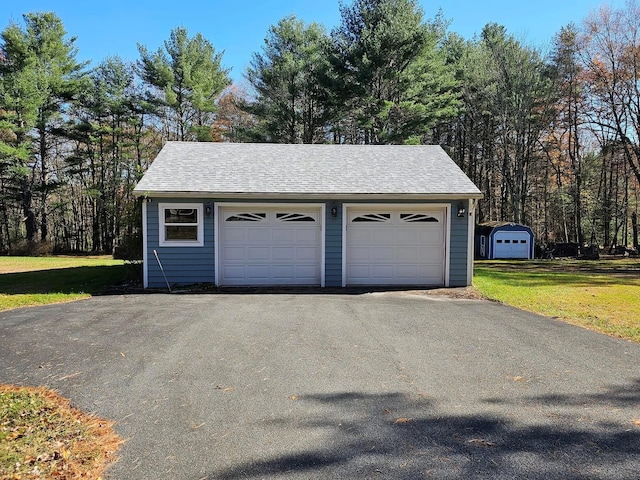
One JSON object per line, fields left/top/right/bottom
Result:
{"left": 205, "top": 204, "right": 212, "bottom": 216}
{"left": 331, "top": 206, "right": 338, "bottom": 218}
{"left": 457, "top": 202, "right": 466, "bottom": 218}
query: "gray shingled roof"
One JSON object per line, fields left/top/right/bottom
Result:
{"left": 133, "top": 142, "right": 482, "bottom": 198}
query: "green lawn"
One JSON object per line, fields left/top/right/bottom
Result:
{"left": 474, "top": 259, "right": 640, "bottom": 342}
{"left": 0, "top": 256, "right": 125, "bottom": 311}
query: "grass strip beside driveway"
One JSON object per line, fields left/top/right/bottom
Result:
{"left": 0, "top": 256, "right": 125, "bottom": 312}
{"left": 474, "top": 259, "right": 640, "bottom": 342}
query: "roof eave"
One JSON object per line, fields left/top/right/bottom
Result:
{"left": 133, "top": 190, "right": 484, "bottom": 200}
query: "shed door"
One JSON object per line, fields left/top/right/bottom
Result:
{"left": 219, "top": 207, "right": 322, "bottom": 286}
{"left": 345, "top": 207, "right": 446, "bottom": 286}
{"left": 493, "top": 231, "right": 530, "bottom": 259}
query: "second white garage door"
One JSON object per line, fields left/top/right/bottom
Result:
{"left": 345, "top": 206, "right": 447, "bottom": 286}
{"left": 218, "top": 206, "right": 322, "bottom": 286}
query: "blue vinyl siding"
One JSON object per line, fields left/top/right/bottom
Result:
{"left": 449, "top": 199, "right": 470, "bottom": 287}
{"left": 325, "top": 202, "right": 343, "bottom": 287}
{"left": 144, "top": 198, "right": 472, "bottom": 288}
{"left": 146, "top": 198, "right": 214, "bottom": 288}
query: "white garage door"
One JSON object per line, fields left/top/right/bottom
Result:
{"left": 218, "top": 207, "right": 322, "bottom": 286}
{"left": 493, "top": 231, "right": 530, "bottom": 259}
{"left": 345, "top": 207, "right": 446, "bottom": 286}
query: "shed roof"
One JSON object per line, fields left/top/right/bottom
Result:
{"left": 133, "top": 142, "right": 483, "bottom": 199}
{"left": 475, "top": 222, "right": 534, "bottom": 236}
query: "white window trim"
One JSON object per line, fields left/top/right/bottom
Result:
{"left": 159, "top": 203, "right": 204, "bottom": 247}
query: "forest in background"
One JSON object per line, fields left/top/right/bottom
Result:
{"left": 1, "top": 0, "right": 639, "bottom": 257}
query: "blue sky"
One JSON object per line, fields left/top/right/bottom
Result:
{"left": 5, "top": 0, "right": 623, "bottom": 82}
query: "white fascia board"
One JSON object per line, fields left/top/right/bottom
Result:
{"left": 134, "top": 191, "right": 484, "bottom": 200}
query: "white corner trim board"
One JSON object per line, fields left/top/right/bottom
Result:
{"left": 142, "top": 200, "right": 148, "bottom": 288}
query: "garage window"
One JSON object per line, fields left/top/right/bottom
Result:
{"left": 352, "top": 213, "right": 391, "bottom": 222}
{"left": 276, "top": 213, "right": 316, "bottom": 222}
{"left": 400, "top": 213, "right": 439, "bottom": 223}
{"left": 159, "top": 203, "right": 204, "bottom": 247}
{"left": 226, "top": 212, "right": 266, "bottom": 222}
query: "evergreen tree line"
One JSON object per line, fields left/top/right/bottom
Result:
{"left": 1, "top": 0, "right": 639, "bottom": 256}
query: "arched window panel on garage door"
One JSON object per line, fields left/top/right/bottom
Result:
{"left": 225, "top": 212, "right": 267, "bottom": 222}
{"left": 400, "top": 213, "right": 439, "bottom": 223}
{"left": 351, "top": 213, "right": 391, "bottom": 223}
{"left": 276, "top": 213, "right": 317, "bottom": 222}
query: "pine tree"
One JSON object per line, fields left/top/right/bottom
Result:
{"left": 330, "top": 0, "right": 459, "bottom": 144}
{"left": 0, "top": 12, "right": 86, "bottom": 245}
{"left": 137, "top": 27, "right": 230, "bottom": 141}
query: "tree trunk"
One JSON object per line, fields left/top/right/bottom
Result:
{"left": 39, "top": 126, "right": 49, "bottom": 243}
{"left": 22, "top": 182, "right": 36, "bottom": 242}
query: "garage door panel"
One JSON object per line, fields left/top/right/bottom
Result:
{"left": 371, "top": 230, "right": 395, "bottom": 243}
{"left": 296, "top": 247, "right": 319, "bottom": 261}
{"left": 397, "top": 229, "right": 421, "bottom": 244}
{"left": 272, "top": 247, "right": 295, "bottom": 261}
{"left": 222, "top": 265, "right": 245, "bottom": 280}
{"left": 222, "top": 228, "right": 246, "bottom": 242}
{"left": 272, "top": 228, "right": 296, "bottom": 242}
{"left": 349, "top": 229, "right": 371, "bottom": 243}
{"left": 420, "top": 229, "right": 444, "bottom": 243}
{"left": 397, "top": 247, "right": 420, "bottom": 261}
{"left": 248, "top": 229, "right": 271, "bottom": 242}
{"left": 246, "top": 265, "right": 270, "bottom": 279}
{"left": 219, "top": 207, "right": 322, "bottom": 286}
{"left": 422, "top": 245, "right": 444, "bottom": 257}
{"left": 396, "top": 265, "right": 418, "bottom": 278}
{"left": 371, "top": 246, "right": 395, "bottom": 261}
{"left": 272, "top": 265, "right": 295, "bottom": 278}
{"left": 372, "top": 265, "right": 394, "bottom": 279}
{"left": 295, "top": 265, "right": 320, "bottom": 279}
{"left": 347, "top": 246, "right": 370, "bottom": 261}
{"left": 348, "top": 265, "right": 370, "bottom": 279}
{"left": 296, "top": 229, "right": 318, "bottom": 242}
{"left": 247, "top": 247, "right": 270, "bottom": 260}
{"left": 222, "top": 247, "right": 246, "bottom": 261}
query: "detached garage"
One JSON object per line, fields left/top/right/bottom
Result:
{"left": 133, "top": 142, "right": 483, "bottom": 289}
{"left": 475, "top": 222, "right": 535, "bottom": 260}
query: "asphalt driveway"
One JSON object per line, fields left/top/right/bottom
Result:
{"left": 1, "top": 292, "right": 639, "bottom": 479}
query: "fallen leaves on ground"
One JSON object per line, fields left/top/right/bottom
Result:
{"left": 0, "top": 384, "right": 122, "bottom": 479}
{"left": 394, "top": 417, "right": 411, "bottom": 424}
{"left": 467, "top": 438, "right": 495, "bottom": 447}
